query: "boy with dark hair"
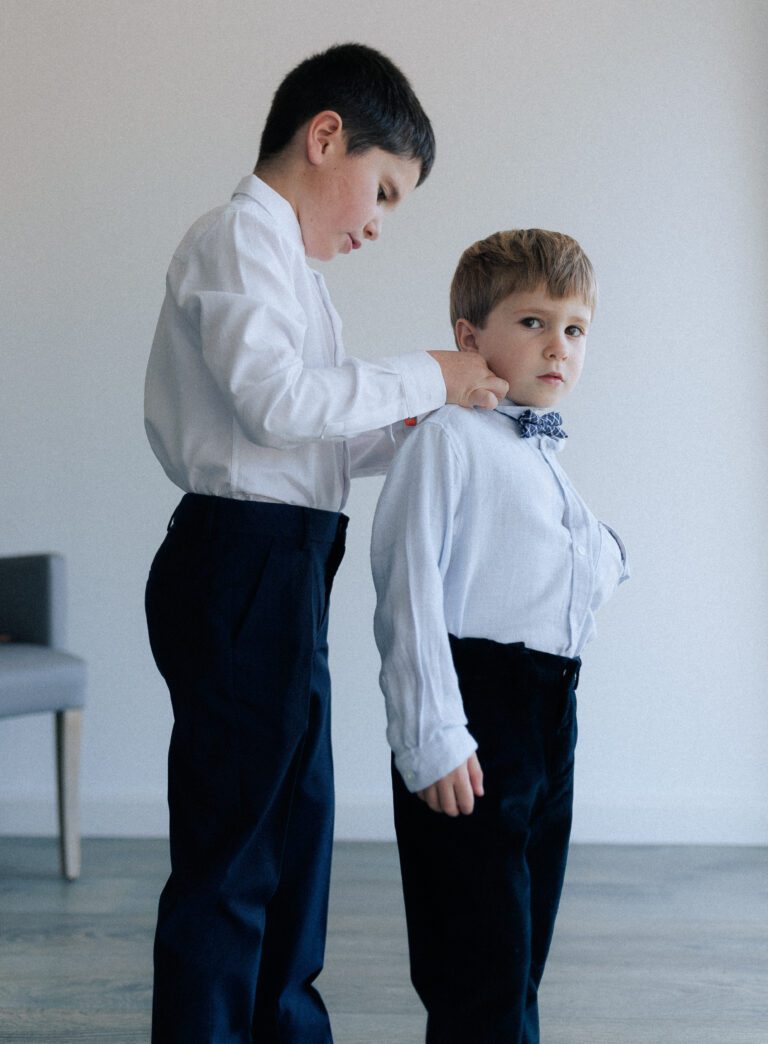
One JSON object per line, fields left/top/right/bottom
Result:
{"left": 257, "top": 42, "right": 436, "bottom": 176}
{"left": 372, "top": 229, "right": 629, "bottom": 1043}
{"left": 144, "top": 42, "right": 506, "bottom": 1044}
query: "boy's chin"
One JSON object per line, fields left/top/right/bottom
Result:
{"left": 511, "top": 391, "right": 568, "bottom": 410}
{"left": 304, "top": 244, "right": 335, "bottom": 262}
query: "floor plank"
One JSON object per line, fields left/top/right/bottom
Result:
{"left": 0, "top": 839, "right": 766, "bottom": 1042}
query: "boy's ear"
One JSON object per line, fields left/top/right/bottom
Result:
{"left": 454, "top": 318, "right": 481, "bottom": 353}
{"left": 305, "top": 110, "right": 344, "bottom": 166}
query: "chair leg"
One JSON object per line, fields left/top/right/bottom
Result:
{"left": 55, "top": 709, "right": 82, "bottom": 880}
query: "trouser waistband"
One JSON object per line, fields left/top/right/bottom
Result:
{"left": 168, "top": 492, "right": 348, "bottom": 546}
{"left": 448, "top": 634, "right": 581, "bottom": 690}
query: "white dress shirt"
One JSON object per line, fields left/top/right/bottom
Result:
{"left": 371, "top": 400, "right": 629, "bottom": 792}
{"left": 144, "top": 176, "right": 446, "bottom": 511}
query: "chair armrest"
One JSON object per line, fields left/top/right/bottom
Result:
{"left": 0, "top": 554, "right": 67, "bottom": 648}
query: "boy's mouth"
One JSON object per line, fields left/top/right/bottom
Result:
{"left": 348, "top": 234, "right": 361, "bottom": 250}
{"left": 537, "top": 372, "right": 564, "bottom": 384}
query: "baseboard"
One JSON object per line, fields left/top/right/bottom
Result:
{"left": 0, "top": 797, "right": 169, "bottom": 838}
{"left": 1, "top": 796, "right": 766, "bottom": 845}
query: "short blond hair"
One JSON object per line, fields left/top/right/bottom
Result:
{"left": 449, "top": 229, "right": 597, "bottom": 341}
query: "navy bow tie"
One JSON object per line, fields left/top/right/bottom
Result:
{"left": 514, "top": 409, "right": 567, "bottom": 440}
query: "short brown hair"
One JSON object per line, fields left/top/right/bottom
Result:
{"left": 449, "top": 229, "right": 597, "bottom": 340}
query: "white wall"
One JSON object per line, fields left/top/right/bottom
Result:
{"left": 1, "top": 0, "right": 766, "bottom": 844}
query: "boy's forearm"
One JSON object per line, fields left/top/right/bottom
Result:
{"left": 200, "top": 317, "right": 445, "bottom": 447}
{"left": 371, "top": 420, "right": 476, "bottom": 793}
{"left": 176, "top": 212, "right": 448, "bottom": 449}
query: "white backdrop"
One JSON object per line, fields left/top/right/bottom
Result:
{"left": 1, "top": 0, "right": 767, "bottom": 843}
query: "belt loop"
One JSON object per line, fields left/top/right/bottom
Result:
{"left": 167, "top": 492, "right": 189, "bottom": 531}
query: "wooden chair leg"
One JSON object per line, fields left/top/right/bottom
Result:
{"left": 55, "top": 708, "right": 82, "bottom": 880}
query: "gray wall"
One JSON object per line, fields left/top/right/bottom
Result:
{"left": 2, "top": 0, "right": 767, "bottom": 843}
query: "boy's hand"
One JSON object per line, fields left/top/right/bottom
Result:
{"left": 428, "top": 351, "right": 508, "bottom": 409}
{"left": 417, "top": 753, "right": 484, "bottom": 816}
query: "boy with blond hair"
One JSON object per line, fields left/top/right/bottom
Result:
{"left": 372, "top": 229, "right": 629, "bottom": 1042}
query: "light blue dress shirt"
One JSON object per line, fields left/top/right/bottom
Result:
{"left": 371, "top": 400, "right": 629, "bottom": 792}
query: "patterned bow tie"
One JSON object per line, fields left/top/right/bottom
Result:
{"left": 514, "top": 409, "right": 567, "bottom": 440}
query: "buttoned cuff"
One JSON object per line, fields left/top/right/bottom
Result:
{"left": 394, "top": 725, "right": 478, "bottom": 793}
{"left": 378, "top": 351, "right": 446, "bottom": 419}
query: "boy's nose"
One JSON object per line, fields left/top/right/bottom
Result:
{"left": 363, "top": 216, "right": 381, "bottom": 241}
{"left": 546, "top": 334, "right": 568, "bottom": 358}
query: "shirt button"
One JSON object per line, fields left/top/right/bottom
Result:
{"left": 576, "top": 545, "right": 586, "bottom": 556}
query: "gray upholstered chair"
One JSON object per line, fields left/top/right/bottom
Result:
{"left": 0, "top": 554, "right": 86, "bottom": 879}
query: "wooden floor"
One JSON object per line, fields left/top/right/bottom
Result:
{"left": 0, "top": 839, "right": 766, "bottom": 1043}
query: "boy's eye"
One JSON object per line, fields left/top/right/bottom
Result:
{"left": 566, "top": 325, "right": 585, "bottom": 337}
{"left": 377, "top": 186, "right": 388, "bottom": 203}
{"left": 521, "top": 317, "right": 542, "bottom": 329}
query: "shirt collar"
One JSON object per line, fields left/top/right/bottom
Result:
{"left": 231, "top": 175, "right": 305, "bottom": 252}
{"left": 494, "top": 400, "right": 557, "bottom": 421}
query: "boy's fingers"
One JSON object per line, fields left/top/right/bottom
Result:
{"left": 466, "top": 382, "right": 508, "bottom": 409}
{"left": 455, "top": 775, "right": 475, "bottom": 815}
{"left": 419, "top": 785, "right": 442, "bottom": 814}
{"left": 448, "top": 765, "right": 476, "bottom": 815}
{"left": 428, "top": 351, "right": 508, "bottom": 410}
{"left": 468, "top": 753, "right": 484, "bottom": 797}
{"left": 437, "top": 779, "right": 459, "bottom": 817}
{"left": 418, "top": 758, "right": 481, "bottom": 816}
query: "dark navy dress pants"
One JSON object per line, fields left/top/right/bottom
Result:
{"left": 145, "top": 493, "right": 347, "bottom": 1043}
{"left": 392, "top": 636, "right": 580, "bottom": 1044}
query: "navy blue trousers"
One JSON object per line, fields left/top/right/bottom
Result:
{"left": 145, "top": 493, "right": 347, "bottom": 1043}
{"left": 392, "top": 636, "right": 580, "bottom": 1044}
